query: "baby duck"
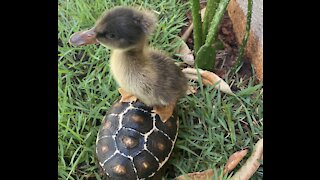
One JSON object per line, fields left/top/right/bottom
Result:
{"left": 69, "top": 6, "right": 188, "bottom": 122}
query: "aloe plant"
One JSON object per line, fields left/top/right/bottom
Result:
{"left": 202, "top": 0, "right": 220, "bottom": 40}
{"left": 191, "top": 0, "right": 255, "bottom": 73}
{"left": 192, "top": 0, "right": 230, "bottom": 71}
{"left": 190, "top": 0, "right": 203, "bottom": 53}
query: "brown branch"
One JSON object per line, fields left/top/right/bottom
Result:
{"left": 230, "top": 138, "right": 263, "bottom": 180}
{"left": 175, "top": 169, "right": 214, "bottom": 180}
{"left": 182, "top": 67, "right": 234, "bottom": 95}
{"left": 223, "top": 149, "right": 249, "bottom": 174}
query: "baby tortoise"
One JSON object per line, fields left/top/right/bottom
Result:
{"left": 96, "top": 100, "right": 179, "bottom": 179}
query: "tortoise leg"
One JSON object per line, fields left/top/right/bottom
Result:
{"left": 118, "top": 88, "right": 138, "bottom": 103}
{"left": 152, "top": 102, "right": 175, "bottom": 123}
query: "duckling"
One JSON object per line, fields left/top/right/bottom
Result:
{"left": 69, "top": 6, "right": 188, "bottom": 122}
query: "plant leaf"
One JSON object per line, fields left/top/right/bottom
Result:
{"left": 180, "top": 8, "right": 206, "bottom": 42}
{"left": 186, "top": 85, "right": 198, "bottom": 95}
{"left": 176, "top": 37, "right": 195, "bottom": 66}
{"left": 200, "top": 7, "right": 206, "bottom": 20}
{"left": 223, "top": 149, "right": 248, "bottom": 174}
{"left": 190, "top": 0, "right": 203, "bottom": 53}
{"left": 214, "top": 38, "right": 225, "bottom": 50}
{"left": 195, "top": 44, "right": 216, "bottom": 70}
{"left": 202, "top": 0, "right": 219, "bottom": 39}
{"left": 181, "top": 24, "right": 194, "bottom": 42}
{"left": 230, "top": 138, "right": 263, "bottom": 180}
{"left": 175, "top": 168, "right": 214, "bottom": 180}
{"left": 177, "top": 7, "right": 206, "bottom": 65}
{"left": 182, "top": 67, "right": 234, "bottom": 95}
{"left": 204, "top": 0, "right": 230, "bottom": 47}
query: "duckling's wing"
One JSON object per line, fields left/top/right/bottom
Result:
{"left": 149, "top": 51, "right": 188, "bottom": 101}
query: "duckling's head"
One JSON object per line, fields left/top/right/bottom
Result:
{"left": 69, "top": 6, "right": 157, "bottom": 50}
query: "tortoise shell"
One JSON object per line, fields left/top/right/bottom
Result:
{"left": 96, "top": 100, "right": 179, "bottom": 180}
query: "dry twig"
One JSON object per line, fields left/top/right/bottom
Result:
{"left": 176, "top": 168, "right": 214, "bottom": 180}
{"left": 224, "top": 149, "right": 249, "bottom": 174}
{"left": 230, "top": 138, "right": 263, "bottom": 180}
{"left": 182, "top": 67, "right": 234, "bottom": 95}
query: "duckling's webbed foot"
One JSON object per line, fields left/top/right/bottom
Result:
{"left": 118, "top": 88, "right": 138, "bottom": 103}
{"left": 152, "top": 102, "right": 175, "bottom": 123}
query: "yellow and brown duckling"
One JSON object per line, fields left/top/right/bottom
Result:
{"left": 69, "top": 6, "right": 188, "bottom": 122}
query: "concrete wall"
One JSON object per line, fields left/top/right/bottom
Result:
{"left": 227, "top": 0, "right": 263, "bottom": 81}
{"left": 237, "top": 0, "right": 263, "bottom": 47}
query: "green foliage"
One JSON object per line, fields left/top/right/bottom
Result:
{"left": 190, "top": 0, "right": 203, "bottom": 53}
{"left": 192, "top": 0, "right": 230, "bottom": 71}
{"left": 58, "top": 0, "right": 262, "bottom": 179}
{"left": 195, "top": 45, "right": 216, "bottom": 69}
{"left": 202, "top": 0, "right": 220, "bottom": 40}
{"left": 58, "top": 0, "right": 189, "bottom": 179}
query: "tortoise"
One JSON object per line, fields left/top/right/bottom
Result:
{"left": 96, "top": 100, "right": 179, "bottom": 179}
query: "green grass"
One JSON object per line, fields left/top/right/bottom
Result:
{"left": 58, "top": 0, "right": 263, "bottom": 179}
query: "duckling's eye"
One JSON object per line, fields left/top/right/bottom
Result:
{"left": 106, "top": 33, "right": 116, "bottom": 39}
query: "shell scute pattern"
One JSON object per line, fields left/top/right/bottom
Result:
{"left": 98, "top": 114, "right": 119, "bottom": 138}
{"left": 146, "top": 130, "right": 172, "bottom": 163}
{"left": 96, "top": 100, "right": 179, "bottom": 180}
{"left": 115, "top": 128, "right": 144, "bottom": 157}
{"left": 154, "top": 115, "right": 177, "bottom": 141}
{"left": 122, "top": 109, "right": 153, "bottom": 133}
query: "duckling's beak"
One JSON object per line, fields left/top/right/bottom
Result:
{"left": 69, "top": 28, "right": 99, "bottom": 46}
